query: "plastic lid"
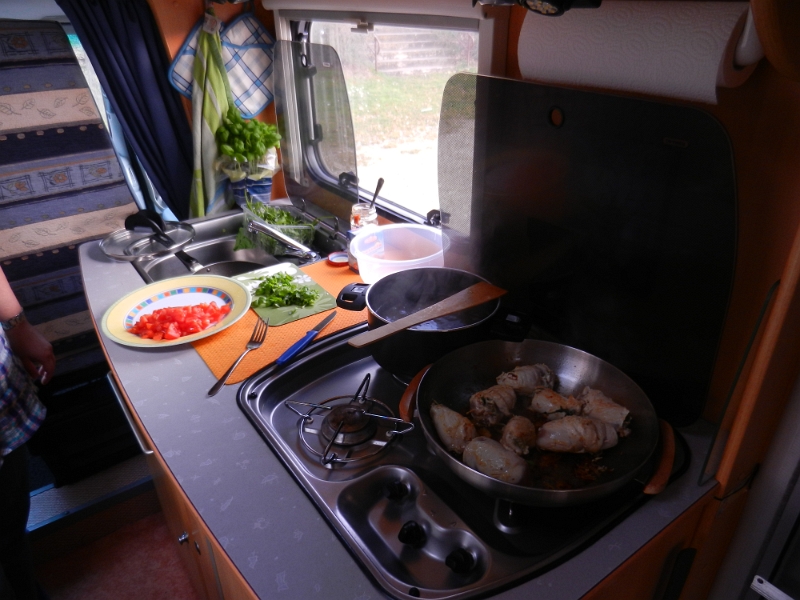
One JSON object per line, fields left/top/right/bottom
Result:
{"left": 326, "top": 251, "right": 349, "bottom": 267}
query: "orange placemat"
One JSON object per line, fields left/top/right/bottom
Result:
{"left": 193, "top": 261, "right": 366, "bottom": 383}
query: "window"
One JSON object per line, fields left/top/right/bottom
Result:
{"left": 305, "top": 18, "right": 479, "bottom": 220}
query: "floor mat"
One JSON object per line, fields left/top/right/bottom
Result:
{"left": 36, "top": 512, "right": 201, "bottom": 600}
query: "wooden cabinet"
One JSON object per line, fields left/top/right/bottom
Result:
{"left": 581, "top": 488, "right": 717, "bottom": 600}
{"left": 147, "top": 450, "right": 223, "bottom": 600}
{"left": 108, "top": 374, "right": 257, "bottom": 600}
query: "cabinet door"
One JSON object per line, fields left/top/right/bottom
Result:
{"left": 581, "top": 489, "right": 715, "bottom": 600}
{"left": 108, "top": 374, "right": 219, "bottom": 600}
{"left": 149, "top": 453, "right": 221, "bottom": 600}
{"left": 205, "top": 532, "right": 259, "bottom": 600}
{"left": 109, "top": 373, "right": 256, "bottom": 599}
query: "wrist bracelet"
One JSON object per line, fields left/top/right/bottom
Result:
{"left": 1, "top": 310, "right": 26, "bottom": 331}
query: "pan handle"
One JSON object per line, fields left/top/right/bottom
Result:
{"left": 643, "top": 420, "right": 676, "bottom": 495}
{"left": 399, "top": 364, "right": 432, "bottom": 423}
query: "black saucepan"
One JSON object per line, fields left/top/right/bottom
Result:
{"left": 404, "top": 339, "right": 663, "bottom": 507}
{"left": 336, "top": 267, "right": 502, "bottom": 380}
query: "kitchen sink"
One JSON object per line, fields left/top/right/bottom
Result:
{"left": 131, "top": 208, "right": 348, "bottom": 283}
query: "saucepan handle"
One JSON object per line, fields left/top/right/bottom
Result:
{"left": 643, "top": 420, "right": 676, "bottom": 495}
{"left": 124, "top": 210, "right": 174, "bottom": 247}
{"left": 125, "top": 209, "right": 167, "bottom": 232}
{"left": 336, "top": 282, "right": 370, "bottom": 312}
{"left": 398, "top": 364, "right": 432, "bottom": 423}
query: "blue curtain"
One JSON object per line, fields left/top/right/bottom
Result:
{"left": 55, "top": 0, "right": 193, "bottom": 220}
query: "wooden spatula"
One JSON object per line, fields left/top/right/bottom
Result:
{"left": 347, "top": 281, "right": 507, "bottom": 348}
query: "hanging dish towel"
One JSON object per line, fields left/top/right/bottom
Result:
{"left": 189, "top": 10, "right": 232, "bottom": 218}
{"left": 220, "top": 12, "right": 275, "bottom": 119}
{"left": 169, "top": 11, "right": 274, "bottom": 118}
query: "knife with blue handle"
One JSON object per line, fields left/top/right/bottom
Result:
{"left": 276, "top": 311, "right": 337, "bottom": 366}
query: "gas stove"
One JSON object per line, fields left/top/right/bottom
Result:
{"left": 239, "top": 327, "right": 687, "bottom": 600}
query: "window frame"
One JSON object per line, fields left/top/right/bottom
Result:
{"left": 272, "top": 8, "right": 503, "bottom": 223}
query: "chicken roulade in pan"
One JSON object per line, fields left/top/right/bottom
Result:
{"left": 411, "top": 340, "right": 663, "bottom": 507}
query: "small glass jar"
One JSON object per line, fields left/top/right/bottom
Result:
{"left": 348, "top": 203, "right": 378, "bottom": 273}
{"left": 350, "top": 203, "right": 378, "bottom": 231}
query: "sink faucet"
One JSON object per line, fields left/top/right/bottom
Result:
{"left": 247, "top": 220, "right": 319, "bottom": 261}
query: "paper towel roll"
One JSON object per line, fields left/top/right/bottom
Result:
{"left": 518, "top": 1, "right": 755, "bottom": 104}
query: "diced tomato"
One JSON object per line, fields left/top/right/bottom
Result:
{"left": 163, "top": 322, "right": 181, "bottom": 340}
{"left": 127, "top": 301, "right": 231, "bottom": 341}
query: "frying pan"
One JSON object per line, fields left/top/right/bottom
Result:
{"left": 404, "top": 339, "right": 664, "bottom": 507}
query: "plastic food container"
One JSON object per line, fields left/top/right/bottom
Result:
{"left": 349, "top": 224, "right": 444, "bottom": 283}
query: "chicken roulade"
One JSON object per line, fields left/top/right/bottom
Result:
{"left": 468, "top": 384, "right": 517, "bottom": 427}
{"left": 528, "top": 387, "right": 582, "bottom": 418}
{"left": 578, "top": 386, "right": 631, "bottom": 435}
{"left": 536, "top": 415, "right": 618, "bottom": 453}
{"left": 500, "top": 416, "right": 538, "bottom": 456}
{"left": 463, "top": 437, "right": 527, "bottom": 484}
{"left": 430, "top": 404, "right": 476, "bottom": 454}
{"left": 496, "top": 364, "right": 556, "bottom": 395}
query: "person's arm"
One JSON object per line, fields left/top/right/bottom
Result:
{"left": 0, "top": 267, "right": 55, "bottom": 384}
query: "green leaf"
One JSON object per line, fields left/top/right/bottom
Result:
{"left": 251, "top": 272, "right": 320, "bottom": 308}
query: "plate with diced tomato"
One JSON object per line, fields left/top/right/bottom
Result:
{"left": 101, "top": 275, "right": 251, "bottom": 347}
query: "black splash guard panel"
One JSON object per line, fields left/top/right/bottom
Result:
{"left": 438, "top": 75, "right": 737, "bottom": 426}
{"left": 238, "top": 331, "right": 688, "bottom": 600}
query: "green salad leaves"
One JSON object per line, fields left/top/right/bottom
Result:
{"left": 247, "top": 202, "right": 306, "bottom": 227}
{"left": 251, "top": 272, "right": 320, "bottom": 309}
{"left": 234, "top": 201, "right": 315, "bottom": 255}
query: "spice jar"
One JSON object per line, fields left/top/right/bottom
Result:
{"left": 348, "top": 204, "right": 379, "bottom": 273}
{"left": 350, "top": 203, "right": 378, "bottom": 230}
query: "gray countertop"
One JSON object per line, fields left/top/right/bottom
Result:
{"left": 80, "top": 239, "right": 718, "bottom": 600}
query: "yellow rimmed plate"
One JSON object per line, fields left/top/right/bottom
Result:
{"left": 101, "top": 275, "right": 251, "bottom": 348}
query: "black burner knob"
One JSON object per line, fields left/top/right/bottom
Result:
{"left": 398, "top": 521, "right": 427, "bottom": 548}
{"left": 383, "top": 480, "right": 409, "bottom": 501}
{"left": 445, "top": 548, "right": 475, "bottom": 575}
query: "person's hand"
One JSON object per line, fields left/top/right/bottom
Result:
{"left": 6, "top": 321, "right": 55, "bottom": 384}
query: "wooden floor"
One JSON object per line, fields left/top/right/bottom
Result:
{"left": 31, "top": 490, "right": 201, "bottom": 600}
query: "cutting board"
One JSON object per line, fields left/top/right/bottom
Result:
{"left": 233, "top": 263, "right": 336, "bottom": 326}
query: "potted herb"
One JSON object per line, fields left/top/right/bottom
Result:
{"left": 215, "top": 107, "right": 281, "bottom": 204}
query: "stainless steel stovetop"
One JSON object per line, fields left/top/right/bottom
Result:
{"left": 239, "top": 328, "right": 685, "bottom": 600}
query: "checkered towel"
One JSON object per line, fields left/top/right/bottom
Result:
{"left": 169, "top": 12, "right": 274, "bottom": 119}
{"left": 221, "top": 13, "right": 275, "bottom": 119}
{"left": 168, "top": 20, "right": 203, "bottom": 99}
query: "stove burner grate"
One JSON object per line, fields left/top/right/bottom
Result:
{"left": 284, "top": 381, "right": 413, "bottom": 467}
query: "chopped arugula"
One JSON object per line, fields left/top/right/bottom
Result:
{"left": 234, "top": 201, "right": 315, "bottom": 254}
{"left": 246, "top": 201, "right": 305, "bottom": 226}
{"left": 251, "top": 272, "right": 320, "bottom": 308}
{"left": 234, "top": 228, "right": 256, "bottom": 250}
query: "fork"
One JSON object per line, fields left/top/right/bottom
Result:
{"left": 208, "top": 317, "right": 269, "bottom": 397}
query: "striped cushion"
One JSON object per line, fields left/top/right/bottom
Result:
{"left": 0, "top": 19, "right": 137, "bottom": 354}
